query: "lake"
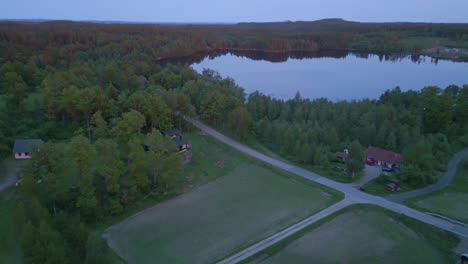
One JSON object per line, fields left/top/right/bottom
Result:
{"left": 190, "top": 51, "right": 468, "bottom": 101}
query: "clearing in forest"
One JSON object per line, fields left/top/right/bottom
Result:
{"left": 103, "top": 162, "right": 339, "bottom": 264}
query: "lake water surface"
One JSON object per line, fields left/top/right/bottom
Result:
{"left": 191, "top": 52, "right": 468, "bottom": 100}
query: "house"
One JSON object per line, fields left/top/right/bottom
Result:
{"left": 163, "top": 128, "right": 182, "bottom": 139}
{"left": 13, "top": 139, "right": 43, "bottom": 159}
{"left": 335, "top": 149, "right": 349, "bottom": 161}
{"left": 172, "top": 137, "right": 191, "bottom": 152}
{"left": 335, "top": 152, "right": 347, "bottom": 161}
{"left": 163, "top": 128, "right": 191, "bottom": 152}
{"left": 365, "top": 146, "right": 402, "bottom": 172}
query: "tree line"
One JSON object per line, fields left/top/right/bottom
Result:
{"left": 246, "top": 85, "right": 468, "bottom": 186}
{"left": 2, "top": 19, "right": 468, "bottom": 67}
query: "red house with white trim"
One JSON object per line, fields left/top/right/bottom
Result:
{"left": 365, "top": 146, "right": 402, "bottom": 172}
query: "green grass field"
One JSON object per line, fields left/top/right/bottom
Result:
{"left": 0, "top": 190, "right": 23, "bottom": 264}
{"left": 407, "top": 159, "right": 468, "bottom": 223}
{"left": 103, "top": 162, "right": 340, "bottom": 264}
{"left": 246, "top": 205, "right": 459, "bottom": 264}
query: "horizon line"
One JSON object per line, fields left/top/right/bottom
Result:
{"left": 1, "top": 18, "right": 468, "bottom": 25}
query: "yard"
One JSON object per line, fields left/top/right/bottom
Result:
{"left": 103, "top": 162, "right": 340, "bottom": 264}
{"left": 406, "top": 158, "right": 468, "bottom": 223}
{"left": 0, "top": 157, "right": 23, "bottom": 191}
{"left": 0, "top": 189, "right": 23, "bottom": 264}
{"left": 247, "top": 205, "right": 459, "bottom": 264}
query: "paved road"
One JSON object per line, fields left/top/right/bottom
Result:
{"left": 185, "top": 117, "right": 468, "bottom": 254}
{"left": 387, "top": 147, "right": 468, "bottom": 203}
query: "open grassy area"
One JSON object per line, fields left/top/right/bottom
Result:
{"left": 0, "top": 189, "right": 23, "bottom": 264}
{"left": 245, "top": 204, "right": 459, "bottom": 264}
{"left": 0, "top": 158, "right": 24, "bottom": 191}
{"left": 406, "top": 159, "right": 468, "bottom": 223}
{"left": 103, "top": 161, "right": 340, "bottom": 264}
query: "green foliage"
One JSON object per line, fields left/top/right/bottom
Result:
{"left": 84, "top": 234, "right": 110, "bottom": 264}
{"left": 128, "top": 136, "right": 150, "bottom": 191}
{"left": 21, "top": 221, "right": 67, "bottom": 264}
{"left": 95, "top": 139, "right": 123, "bottom": 215}
{"left": 90, "top": 111, "right": 108, "bottom": 140}
{"left": 346, "top": 140, "right": 364, "bottom": 179}
{"left": 227, "top": 106, "right": 253, "bottom": 140}
{"left": 111, "top": 110, "right": 145, "bottom": 144}
{"left": 247, "top": 85, "right": 466, "bottom": 185}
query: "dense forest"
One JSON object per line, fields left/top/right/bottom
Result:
{"left": 0, "top": 20, "right": 467, "bottom": 263}
{"left": 247, "top": 86, "right": 468, "bottom": 184}
{"left": 2, "top": 19, "right": 468, "bottom": 65}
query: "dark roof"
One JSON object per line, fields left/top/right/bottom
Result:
{"left": 13, "top": 139, "right": 43, "bottom": 153}
{"left": 172, "top": 137, "right": 187, "bottom": 147}
{"left": 365, "top": 146, "right": 401, "bottom": 164}
{"left": 164, "top": 128, "right": 181, "bottom": 136}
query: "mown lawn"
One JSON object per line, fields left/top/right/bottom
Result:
{"left": 246, "top": 204, "right": 459, "bottom": 264}
{"left": 406, "top": 158, "right": 468, "bottom": 223}
{"left": 0, "top": 189, "right": 23, "bottom": 264}
{"left": 103, "top": 161, "right": 340, "bottom": 264}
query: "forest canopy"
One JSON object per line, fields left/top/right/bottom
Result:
{"left": 0, "top": 20, "right": 467, "bottom": 263}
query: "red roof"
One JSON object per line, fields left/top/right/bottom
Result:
{"left": 335, "top": 152, "right": 347, "bottom": 158}
{"left": 365, "top": 146, "right": 401, "bottom": 164}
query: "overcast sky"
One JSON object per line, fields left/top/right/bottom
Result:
{"left": 2, "top": 0, "right": 468, "bottom": 23}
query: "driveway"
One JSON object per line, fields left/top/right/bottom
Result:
{"left": 353, "top": 165, "right": 382, "bottom": 187}
{"left": 0, "top": 158, "right": 22, "bottom": 192}
{"left": 387, "top": 147, "right": 468, "bottom": 203}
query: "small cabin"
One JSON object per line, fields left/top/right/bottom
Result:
{"left": 13, "top": 139, "right": 43, "bottom": 160}
{"left": 335, "top": 149, "right": 349, "bottom": 162}
{"left": 163, "top": 128, "right": 182, "bottom": 139}
{"left": 163, "top": 128, "right": 191, "bottom": 153}
{"left": 173, "top": 137, "right": 191, "bottom": 152}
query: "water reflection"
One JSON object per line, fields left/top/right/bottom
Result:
{"left": 189, "top": 51, "right": 467, "bottom": 101}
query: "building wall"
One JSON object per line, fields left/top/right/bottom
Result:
{"left": 14, "top": 152, "right": 31, "bottom": 159}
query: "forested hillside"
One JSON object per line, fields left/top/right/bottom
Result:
{"left": 2, "top": 19, "right": 468, "bottom": 65}
{"left": 0, "top": 20, "right": 467, "bottom": 263}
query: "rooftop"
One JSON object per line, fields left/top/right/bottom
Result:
{"left": 13, "top": 139, "right": 43, "bottom": 153}
{"left": 164, "top": 128, "right": 181, "bottom": 136}
{"left": 365, "top": 146, "right": 402, "bottom": 164}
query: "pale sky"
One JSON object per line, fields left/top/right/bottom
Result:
{"left": 2, "top": 0, "right": 468, "bottom": 23}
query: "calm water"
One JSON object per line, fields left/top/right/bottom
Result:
{"left": 191, "top": 52, "right": 468, "bottom": 100}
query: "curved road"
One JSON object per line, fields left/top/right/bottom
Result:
{"left": 387, "top": 147, "right": 468, "bottom": 203}
{"left": 184, "top": 117, "right": 468, "bottom": 263}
